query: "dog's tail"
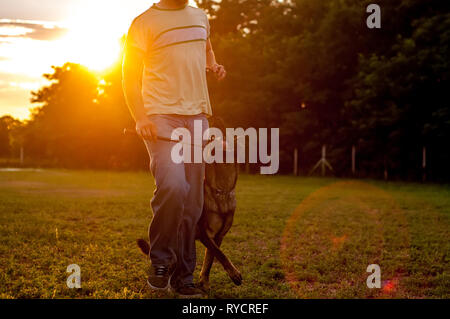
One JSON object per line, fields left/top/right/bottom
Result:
{"left": 137, "top": 239, "right": 150, "bottom": 256}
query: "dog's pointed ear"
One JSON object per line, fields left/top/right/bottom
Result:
{"left": 137, "top": 239, "right": 150, "bottom": 256}
{"left": 208, "top": 115, "right": 226, "bottom": 134}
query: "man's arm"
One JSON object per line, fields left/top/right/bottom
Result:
{"left": 122, "top": 46, "right": 157, "bottom": 140}
{"left": 206, "top": 38, "right": 226, "bottom": 81}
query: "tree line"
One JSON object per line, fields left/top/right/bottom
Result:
{"left": 0, "top": 0, "right": 448, "bottom": 181}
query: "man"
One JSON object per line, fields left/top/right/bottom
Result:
{"left": 122, "top": 0, "right": 226, "bottom": 298}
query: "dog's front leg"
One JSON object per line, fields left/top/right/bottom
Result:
{"left": 199, "top": 234, "right": 242, "bottom": 286}
{"left": 199, "top": 234, "right": 225, "bottom": 290}
{"left": 199, "top": 247, "right": 214, "bottom": 291}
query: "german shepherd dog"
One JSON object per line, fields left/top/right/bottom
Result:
{"left": 137, "top": 117, "right": 242, "bottom": 291}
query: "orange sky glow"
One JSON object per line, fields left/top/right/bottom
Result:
{"left": 0, "top": 0, "right": 197, "bottom": 120}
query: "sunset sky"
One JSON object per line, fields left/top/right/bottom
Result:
{"left": 0, "top": 0, "right": 199, "bottom": 120}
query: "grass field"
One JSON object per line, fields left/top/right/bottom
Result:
{"left": 0, "top": 169, "right": 448, "bottom": 299}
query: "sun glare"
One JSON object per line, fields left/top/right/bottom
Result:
{"left": 58, "top": 0, "right": 197, "bottom": 71}
{"left": 0, "top": 26, "right": 33, "bottom": 37}
{"left": 59, "top": 0, "right": 135, "bottom": 71}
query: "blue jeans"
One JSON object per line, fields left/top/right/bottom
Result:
{"left": 143, "top": 114, "right": 208, "bottom": 285}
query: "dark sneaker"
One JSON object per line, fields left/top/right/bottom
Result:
{"left": 171, "top": 282, "right": 205, "bottom": 299}
{"left": 147, "top": 265, "right": 173, "bottom": 291}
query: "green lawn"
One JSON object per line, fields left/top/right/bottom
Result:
{"left": 0, "top": 169, "right": 448, "bottom": 298}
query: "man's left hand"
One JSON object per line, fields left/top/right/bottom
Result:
{"left": 209, "top": 63, "right": 227, "bottom": 81}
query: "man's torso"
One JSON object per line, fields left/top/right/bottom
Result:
{"left": 127, "top": 5, "right": 212, "bottom": 116}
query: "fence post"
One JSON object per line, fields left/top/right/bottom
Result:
{"left": 293, "top": 148, "right": 298, "bottom": 176}
{"left": 422, "top": 146, "right": 426, "bottom": 183}
{"left": 352, "top": 145, "right": 356, "bottom": 176}
{"left": 308, "top": 145, "right": 333, "bottom": 176}
{"left": 20, "top": 146, "right": 24, "bottom": 165}
{"left": 321, "top": 145, "right": 326, "bottom": 176}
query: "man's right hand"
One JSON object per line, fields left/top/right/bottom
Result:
{"left": 136, "top": 117, "right": 157, "bottom": 141}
